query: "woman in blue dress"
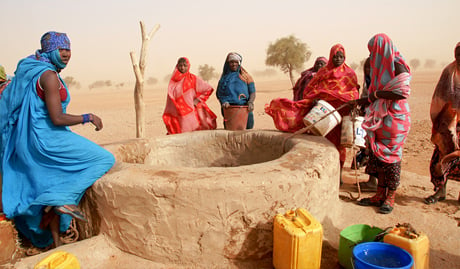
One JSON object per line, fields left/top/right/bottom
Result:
{"left": 0, "top": 31, "right": 115, "bottom": 249}
{"left": 216, "top": 52, "right": 256, "bottom": 129}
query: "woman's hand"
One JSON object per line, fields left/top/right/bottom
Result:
{"left": 193, "top": 99, "right": 201, "bottom": 106}
{"left": 89, "top": 113, "right": 103, "bottom": 131}
{"left": 347, "top": 97, "right": 368, "bottom": 107}
{"left": 222, "top": 102, "right": 230, "bottom": 109}
{"left": 248, "top": 102, "right": 254, "bottom": 112}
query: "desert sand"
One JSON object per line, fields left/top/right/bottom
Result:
{"left": 5, "top": 70, "right": 460, "bottom": 268}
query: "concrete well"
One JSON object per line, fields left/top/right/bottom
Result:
{"left": 89, "top": 130, "right": 340, "bottom": 267}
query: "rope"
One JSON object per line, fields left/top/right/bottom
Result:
{"left": 339, "top": 106, "right": 362, "bottom": 201}
{"left": 60, "top": 218, "right": 79, "bottom": 244}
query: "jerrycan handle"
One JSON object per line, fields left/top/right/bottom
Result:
{"left": 285, "top": 209, "right": 305, "bottom": 228}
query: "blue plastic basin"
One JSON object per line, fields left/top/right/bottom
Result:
{"left": 353, "top": 242, "right": 414, "bottom": 269}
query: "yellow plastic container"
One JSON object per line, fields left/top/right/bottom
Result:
{"left": 273, "top": 208, "right": 323, "bottom": 269}
{"left": 384, "top": 227, "right": 430, "bottom": 269}
{"left": 34, "top": 251, "right": 80, "bottom": 269}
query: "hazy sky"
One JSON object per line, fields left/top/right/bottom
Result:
{"left": 2, "top": 0, "right": 459, "bottom": 86}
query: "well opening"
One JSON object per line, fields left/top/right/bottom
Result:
{"left": 113, "top": 131, "right": 291, "bottom": 168}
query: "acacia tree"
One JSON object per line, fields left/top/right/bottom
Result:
{"left": 265, "top": 35, "right": 311, "bottom": 87}
{"left": 63, "top": 76, "right": 81, "bottom": 89}
{"left": 198, "top": 64, "right": 216, "bottom": 81}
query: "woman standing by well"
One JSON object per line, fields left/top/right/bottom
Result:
{"left": 357, "top": 33, "right": 411, "bottom": 214}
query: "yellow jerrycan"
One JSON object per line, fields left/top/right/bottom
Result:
{"left": 384, "top": 224, "right": 429, "bottom": 269}
{"left": 34, "top": 251, "right": 80, "bottom": 269}
{"left": 273, "top": 208, "right": 323, "bottom": 269}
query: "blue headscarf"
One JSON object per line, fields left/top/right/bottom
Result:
{"left": 28, "top": 31, "right": 71, "bottom": 69}
{"left": 216, "top": 52, "right": 255, "bottom": 105}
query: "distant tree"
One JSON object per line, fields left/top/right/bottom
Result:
{"left": 115, "top": 83, "right": 125, "bottom": 88}
{"left": 424, "top": 59, "right": 436, "bottom": 69}
{"left": 147, "top": 77, "right": 158, "bottom": 85}
{"left": 410, "top": 59, "right": 421, "bottom": 70}
{"left": 198, "top": 64, "right": 216, "bottom": 81}
{"left": 89, "top": 80, "right": 112, "bottom": 90}
{"left": 349, "top": 62, "right": 359, "bottom": 70}
{"left": 63, "top": 76, "right": 81, "bottom": 90}
{"left": 265, "top": 35, "right": 311, "bottom": 87}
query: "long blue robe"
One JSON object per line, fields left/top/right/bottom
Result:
{"left": 0, "top": 58, "right": 115, "bottom": 247}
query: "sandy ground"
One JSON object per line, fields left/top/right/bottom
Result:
{"left": 37, "top": 70, "right": 460, "bottom": 267}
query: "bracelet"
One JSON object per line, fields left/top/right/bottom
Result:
{"left": 82, "top": 113, "right": 91, "bottom": 124}
{"left": 373, "top": 91, "right": 378, "bottom": 100}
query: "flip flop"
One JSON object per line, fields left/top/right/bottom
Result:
{"left": 424, "top": 195, "right": 446, "bottom": 205}
{"left": 54, "top": 205, "right": 88, "bottom": 222}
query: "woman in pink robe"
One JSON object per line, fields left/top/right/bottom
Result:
{"left": 162, "top": 57, "right": 217, "bottom": 134}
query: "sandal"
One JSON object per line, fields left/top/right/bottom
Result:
{"left": 54, "top": 205, "right": 88, "bottom": 222}
{"left": 424, "top": 195, "right": 446, "bottom": 205}
{"left": 357, "top": 198, "right": 383, "bottom": 207}
{"left": 379, "top": 204, "right": 393, "bottom": 214}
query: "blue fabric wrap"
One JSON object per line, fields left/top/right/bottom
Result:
{"left": 50, "top": 49, "right": 67, "bottom": 69}
{"left": 0, "top": 57, "right": 115, "bottom": 247}
{"left": 216, "top": 71, "right": 254, "bottom": 105}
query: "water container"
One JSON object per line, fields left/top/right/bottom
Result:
{"left": 273, "top": 208, "right": 323, "bottom": 269}
{"left": 353, "top": 242, "right": 414, "bottom": 269}
{"left": 34, "top": 251, "right": 80, "bottom": 269}
{"left": 338, "top": 224, "right": 383, "bottom": 269}
{"left": 384, "top": 227, "right": 429, "bottom": 269}
{"left": 223, "top": 105, "right": 249, "bottom": 130}
{"left": 303, "top": 100, "right": 342, "bottom": 136}
{"left": 341, "top": 115, "right": 367, "bottom": 148}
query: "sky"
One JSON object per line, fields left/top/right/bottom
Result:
{"left": 1, "top": 0, "right": 459, "bottom": 87}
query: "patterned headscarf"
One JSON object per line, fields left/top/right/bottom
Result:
{"left": 40, "top": 31, "right": 71, "bottom": 53}
{"left": 315, "top": 57, "right": 328, "bottom": 65}
{"left": 367, "top": 33, "right": 410, "bottom": 95}
{"left": 29, "top": 31, "right": 71, "bottom": 70}
{"left": 170, "top": 57, "right": 196, "bottom": 94}
{"left": 303, "top": 44, "right": 358, "bottom": 102}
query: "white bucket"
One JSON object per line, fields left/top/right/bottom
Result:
{"left": 303, "top": 100, "right": 342, "bottom": 136}
{"left": 340, "top": 115, "right": 367, "bottom": 148}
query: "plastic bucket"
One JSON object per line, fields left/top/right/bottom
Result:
{"left": 303, "top": 100, "right": 342, "bottom": 136}
{"left": 353, "top": 242, "right": 414, "bottom": 269}
{"left": 341, "top": 116, "right": 367, "bottom": 148}
{"left": 338, "top": 224, "right": 384, "bottom": 269}
{"left": 223, "top": 105, "right": 249, "bottom": 130}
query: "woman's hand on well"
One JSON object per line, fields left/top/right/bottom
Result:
{"left": 90, "top": 114, "right": 103, "bottom": 131}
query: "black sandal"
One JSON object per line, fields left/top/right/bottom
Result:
{"left": 357, "top": 198, "right": 383, "bottom": 207}
{"left": 379, "top": 204, "right": 393, "bottom": 214}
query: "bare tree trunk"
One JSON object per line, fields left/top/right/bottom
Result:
{"left": 130, "top": 21, "right": 160, "bottom": 138}
{"left": 288, "top": 67, "right": 295, "bottom": 88}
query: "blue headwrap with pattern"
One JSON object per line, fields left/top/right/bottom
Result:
{"left": 28, "top": 31, "right": 71, "bottom": 70}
